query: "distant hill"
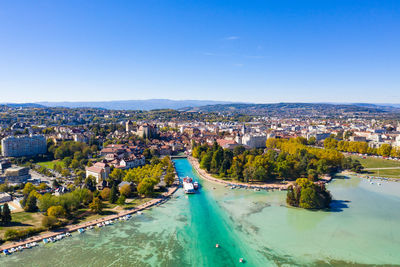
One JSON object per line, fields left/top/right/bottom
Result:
{"left": 2, "top": 103, "right": 45, "bottom": 108}
{"left": 36, "top": 99, "right": 236, "bottom": 110}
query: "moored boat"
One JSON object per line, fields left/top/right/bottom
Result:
{"left": 183, "top": 177, "right": 195, "bottom": 194}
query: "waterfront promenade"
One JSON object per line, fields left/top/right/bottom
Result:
{"left": 0, "top": 184, "right": 179, "bottom": 252}
{"left": 188, "top": 156, "right": 292, "bottom": 190}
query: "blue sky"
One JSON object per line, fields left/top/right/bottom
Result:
{"left": 0, "top": 0, "right": 399, "bottom": 103}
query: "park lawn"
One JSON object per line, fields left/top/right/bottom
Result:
{"left": 350, "top": 155, "right": 400, "bottom": 179}
{"left": 0, "top": 211, "right": 45, "bottom": 239}
{"left": 37, "top": 160, "right": 65, "bottom": 170}
{"left": 350, "top": 155, "right": 400, "bottom": 168}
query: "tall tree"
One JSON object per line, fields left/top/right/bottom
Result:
{"left": 1, "top": 204, "right": 12, "bottom": 225}
{"left": 109, "top": 184, "right": 118, "bottom": 204}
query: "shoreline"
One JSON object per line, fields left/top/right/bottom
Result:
{"left": 0, "top": 184, "right": 179, "bottom": 252}
{"left": 187, "top": 156, "right": 292, "bottom": 190}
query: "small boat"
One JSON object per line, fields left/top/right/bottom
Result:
{"left": 137, "top": 211, "right": 143, "bottom": 215}
{"left": 3, "top": 249, "right": 11, "bottom": 255}
{"left": 215, "top": 244, "right": 219, "bottom": 248}
{"left": 193, "top": 181, "right": 199, "bottom": 190}
{"left": 78, "top": 228, "right": 85, "bottom": 234}
{"left": 43, "top": 238, "right": 49, "bottom": 244}
{"left": 239, "top": 258, "right": 245, "bottom": 263}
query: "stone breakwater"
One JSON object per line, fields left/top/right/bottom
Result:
{"left": 0, "top": 185, "right": 179, "bottom": 252}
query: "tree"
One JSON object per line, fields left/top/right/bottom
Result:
{"left": 61, "top": 168, "right": 71, "bottom": 177}
{"left": 119, "top": 184, "right": 132, "bottom": 197}
{"left": 38, "top": 193, "right": 57, "bottom": 212}
{"left": 70, "top": 159, "right": 80, "bottom": 169}
{"left": 308, "top": 136, "right": 316, "bottom": 145}
{"left": 72, "top": 188, "right": 93, "bottom": 205}
{"left": 109, "top": 168, "right": 125, "bottom": 184}
{"left": 200, "top": 152, "right": 212, "bottom": 171}
{"left": 47, "top": 205, "right": 66, "bottom": 218}
{"left": 100, "top": 188, "right": 111, "bottom": 200}
{"left": 89, "top": 197, "right": 104, "bottom": 214}
{"left": 254, "top": 166, "right": 267, "bottom": 182}
{"left": 84, "top": 176, "right": 96, "bottom": 191}
{"left": 23, "top": 182, "right": 35, "bottom": 196}
{"left": 164, "top": 172, "right": 175, "bottom": 186}
{"left": 63, "top": 157, "right": 72, "bottom": 167}
{"left": 42, "top": 216, "right": 59, "bottom": 229}
{"left": 137, "top": 178, "right": 155, "bottom": 196}
{"left": 307, "top": 169, "right": 318, "bottom": 181}
{"left": 37, "top": 183, "right": 48, "bottom": 190}
{"left": 1, "top": 204, "right": 12, "bottom": 225}
{"left": 109, "top": 185, "right": 118, "bottom": 203}
{"left": 299, "top": 187, "right": 319, "bottom": 209}
{"left": 117, "top": 195, "right": 126, "bottom": 205}
{"left": 24, "top": 192, "right": 38, "bottom": 212}
{"left": 378, "top": 144, "right": 392, "bottom": 157}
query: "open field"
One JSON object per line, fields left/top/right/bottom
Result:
{"left": 37, "top": 160, "right": 65, "bottom": 169}
{"left": 0, "top": 212, "right": 45, "bottom": 239}
{"left": 350, "top": 155, "right": 400, "bottom": 178}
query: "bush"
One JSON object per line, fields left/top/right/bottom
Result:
{"left": 4, "top": 227, "right": 44, "bottom": 241}
{"left": 42, "top": 216, "right": 60, "bottom": 229}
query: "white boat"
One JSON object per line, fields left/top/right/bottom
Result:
{"left": 183, "top": 177, "right": 195, "bottom": 194}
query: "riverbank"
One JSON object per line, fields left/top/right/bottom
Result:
{"left": 188, "top": 156, "right": 292, "bottom": 190}
{"left": 0, "top": 184, "right": 179, "bottom": 252}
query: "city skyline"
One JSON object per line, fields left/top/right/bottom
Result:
{"left": 1, "top": 0, "right": 399, "bottom": 103}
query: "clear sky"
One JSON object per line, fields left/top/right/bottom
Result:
{"left": 0, "top": 0, "right": 399, "bottom": 103}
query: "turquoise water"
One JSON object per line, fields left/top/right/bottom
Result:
{"left": 0, "top": 204, "right": 15, "bottom": 211}
{"left": 2, "top": 159, "right": 400, "bottom": 266}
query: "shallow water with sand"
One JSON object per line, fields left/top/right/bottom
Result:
{"left": 2, "top": 158, "right": 400, "bottom": 266}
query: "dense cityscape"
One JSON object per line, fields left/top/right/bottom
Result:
{"left": 1, "top": 0, "right": 400, "bottom": 265}
{"left": 1, "top": 103, "right": 400, "bottom": 250}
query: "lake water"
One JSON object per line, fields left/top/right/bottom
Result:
{"left": 2, "top": 158, "right": 400, "bottom": 266}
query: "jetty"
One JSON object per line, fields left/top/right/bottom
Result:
{"left": 0, "top": 184, "right": 179, "bottom": 252}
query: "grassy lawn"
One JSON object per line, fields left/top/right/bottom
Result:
{"left": 0, "top": 211, "right": 45, "bottom": 239}
{"left": 37, "top": 160, "right": 65, "bottom": 169}
{"left": 350, "top": 155, "right": 400, "bottom": 178}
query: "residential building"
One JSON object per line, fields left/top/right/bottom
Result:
{"left": 86, "top": 162, "right": 110, "bottom": 184}
{"left": 1, "top": 134, "right": 47, "bottom": 157}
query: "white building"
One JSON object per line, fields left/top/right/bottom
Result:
{"left": 237, "top": 134, "right": 267, "bottom": 148}
{"left": 1, "top": 135, "right": 47, "bottom": 157}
